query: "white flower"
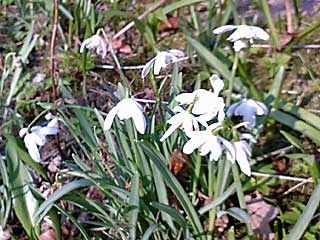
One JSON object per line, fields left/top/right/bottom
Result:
{"left": 141, "top": 49, "right": 185, "bottom": 78}
{"left": 0, "top": 226, "right": 10, "bottom": 240}
{"left": 104, "top": 98, "right": 146, "bottom": 134}
{"left": 183, "top": 123, "right": 226, "bottom": 161}
{"left": 227, "top": 98, "right": 268, "bottom": 129}
{"left": 160, "top": 106, "right": 199, "bottom": 142}
{"left": 227, "top": 134, "right": 256, "bottom": 176}
{"left": 175, "top": 89, "right": 225, "bottom": 123}
{"left": 80, "top": 34, "right": 107, "bottom": 58}
{"left": 19, "top": 122, "right": 59, "bottom": 162}
{"left": 213, "top": 25, "right": 270, "bottom": 51}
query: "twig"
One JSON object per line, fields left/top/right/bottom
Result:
{"left": 251, "top": 44, "right": 320, "bottom": 49}
{"left": 252, "top": 171, "right": 314, "bottom": 182}
{"left": 282, "top": 177, "right": 313, "bottom": 196}
{"left": 50, "top": 0, "right": 58, "bottom": 102}
{"left": 285, "top": 0, "right": 293, "bottom": 33}
{"left": 50, "top": 0, "right": 63, "bottom": 159}
{"left": 113, "top": 0, "right": 167, "bottom": 39}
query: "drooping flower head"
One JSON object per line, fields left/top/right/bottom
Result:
{"left": 80, "top": 34, "right": 107, "bottom": 58}
{"left": 19, "top": 119, "right": 59, "bottom": 162}
{"left": 213, "top": 25, "right": 270, "bottom": 51}
{"left": 227, "top": 98, "right": 268, "bottom": 129}
{"left": 141, "top": 49, "right": 185, "bottom": 78}
{"left": 104, "top": 98, "right": 146, "bottom": 134}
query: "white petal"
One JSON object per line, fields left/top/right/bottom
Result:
{"left": 255, "top": 101, "right": 268, "bottom": 115}
{"left": 30, "top": 132, "right": 46, "bottom": 146}
{"left": 227, "top": 25, "right": 253, "bottom": 42}
{"left": 104, "top": 105, "right": 120, "bottom": 130}
{"left": 233, "top": 40, "right": 247, "bottom": 52}
{"left": 251, "top": 26, "right": 270, "bottom": 41}
{"left": 160, "top": 124, "right": 179, "bottom": 142}
{"left": 175, "top": 93, "right": 195, "bottom": 105}
{"left": 19, "top": 127, "right": 28, "bottom": 138}
{"left": 234, "top": 142, "right": 251, "bottom": 176}
{"left": 153, "top": 52, "right": 168, "bottom": 75}
{"left": 141, "top": 57, "right": 156, "bottom": 78}
{"left": 24, "top": 134, "right": 41, "bottom": 162}
{"left": 39, "top": 126, "right": 59, "bottom": 136}
{"left": 208, "top": 137, "right": 223, "bottom": 161}
{"left": 166, "top": 49, "right": 185, "bottom": 58}
{"left": 47, "top": 118, "right": 59, "bottom": 128}
{"left": 172, "top": 105, "right": 184, "bottom": 113}
{"left": 80, "top": 38, "right": 91, "bottom": 53}
{"left": 131, "top": 107, "right": 146, "bottom": 134}
{"left": 213, "top": 25, "right": 238, "bottom": 35}
{"left": 223, "top": 139, "right": 236, "bottom": 163}
{"left": 209, "top": 74, "right": 224, "bottom": 95}
{"left": 226, "top": 102, "right": 240, "bottom": 117}
{"left": 183, "top": 131, "right": 206, "bottom": 154}
{"left": 239, "top": 133, "right": 256, "bottom": 143}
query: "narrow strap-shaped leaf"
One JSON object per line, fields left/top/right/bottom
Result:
{"left": 285, "top": 183, "right": 320, "bottom": 240}
{"left": 141, "top": 143, "right": 205, "bottom": 239}
{"left": 217, "top": 207, "right": 250, "bottom": 224}
{"left": 128, "top": 170, "right": 140, "bottom": 240}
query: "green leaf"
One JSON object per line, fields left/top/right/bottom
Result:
{"left": 140, "top": 143, "right": 205, "bottom": 239}
{"left": 128, "top": 170, "right": 140, "bottom": 240}
{"left": 163, "top": 0, "right": 206, "bottom": 14}
{"left": 151, "top": 202, "right": 186, "bottom": 229}
{"left": 217, "top": 207, "right": 250, "bottom": 224}
{"left": 280, "top": 101, "right": 320, "bottom": 132}
{"left": 142, "top": 224, "right": 158, "bottom": 240}
{"left": 280, "top": 130, "right": 305, "bottom": 152}
{"left": 199, "top": 183, "right": 236, "bottom": 215}
{"left": 5, "top": 136, "right": 39, "bottom": 238}
{"left": 270, "top": 110, "right": 320, "bottom": 145}
{"left": 267, "top": 65, "right": 285, "bottom": 109}
{"left": 33, "top": 179, "right": 92, "bottom": 224}
{"left": 285, "top": 184, "right": 320, "bottom": 240}
{"left": 187, "top": 36, "right": 232, "bottom": 81}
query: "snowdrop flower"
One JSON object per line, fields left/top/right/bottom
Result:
{"left": 141, "top": 49, "right": 185, "bottom": 78}
{"left": 227, "top": 98, "right": 268, "bottom": 129}
{"left": 183, "top": 123, "right": 228, "bottom": 161}
{"left": 80, "top": 34, "right": 107, "bottom": 58}
{"left": 19, "top": 123, "right": 59, "bottom": 162}
{"left": 227, "top": 133, "right": 256, "bottom": 176}
{"left": 160, "top": 106, "right": 199, "bottom": 142}
{"left": 213, "top": 25, "right": 270, "bottom": 51}
{"left": 175, "top": 89, "right": 225, "bottom": 123}
{"left": 104, "top": 98, "right": 146, "bottom": 134}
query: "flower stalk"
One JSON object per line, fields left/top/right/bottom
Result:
{"left": 226, "top": 51, "right": 239, "bottom": 107}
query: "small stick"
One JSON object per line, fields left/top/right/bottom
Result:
{"left": 113, "top": 0, "right": 167, "bottom": 39}
{"left": 285, "top": 0, "right": 293, "bottom": 34}
{"left": 252, "top": 171, "right": 314, "bottom": 182}
{"left": 50, "top": 0, "right": 58, "bottom": 102}
{"left": 282, "top": 177, "right": 313, "bottom": 195}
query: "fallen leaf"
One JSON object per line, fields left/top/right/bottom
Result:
{"left": 39, "top": 229, "right": 56, "bottom": 240}
{"left": 169, "top": 149, "right": 189, "bottom": 175}
{"left": 245, "top": 191, "right": 279, "bottom": 240}
{"left": 119, "top": 44, "right": 133, "bottom": 55}
{"left": 159, "top": 15, "right": 179, "bottom": 32}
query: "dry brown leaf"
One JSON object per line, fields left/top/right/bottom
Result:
{"left": 245, "top": 191, "right": 279, "bottom": 240}
{"left": 169, "top": 149, "right": 189, "bottom": 175}
{"left": 159, "top": 15, "right": 179, "bottom": 32}
{"left": 119, "top": 44, "right": 133, "bottom": 55}
{"left": 39, "top": 229, "right": 56, "bottom": 240}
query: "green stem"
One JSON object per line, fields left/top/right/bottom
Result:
{"left": 207, "top": 158, "right": 224, "bottom": 240}
{"left": 226, "top": 51, "right": 239, "bottom": 107}
{"left": 82, "top": 51, "right": 87, "bottom": 99}
{"left": 231, "top": 163, "right": 255, "bottom": 239}
{"left": 192, "top": 154, "right": 202, "bottom": 204}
